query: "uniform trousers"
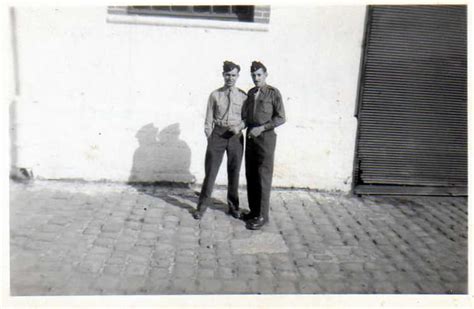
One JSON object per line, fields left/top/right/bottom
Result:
{"left": 245, "top": 129, "right": 276, "bottom": 222}
{"left": 198, "top": 125, "right": 244, "bottom": 210}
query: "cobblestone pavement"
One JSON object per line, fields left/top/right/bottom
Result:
{"left": 9, "top": 180, "right": 467, "bottom": 295}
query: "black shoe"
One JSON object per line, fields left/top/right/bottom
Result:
{"left": 241, "top": 212, "right": 257, "bottom": 222}
{"left": 246, "top": 217, "right": 267, "bottom": 230}
{"left": 227, "top": 207, "right": 241, "bottom": 219}
{"left": 193, "top": 206, "right": 206, "bottom": 220}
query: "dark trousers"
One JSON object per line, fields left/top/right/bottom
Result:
{"left": 198, "top": 126, "right": 244, "bottom": 210}
{"left": 245, "top": 129, "right": 276, "bottom": 221}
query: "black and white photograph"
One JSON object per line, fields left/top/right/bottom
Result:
{"left": 2, "top": 1, "right": 470, "bottom": 308}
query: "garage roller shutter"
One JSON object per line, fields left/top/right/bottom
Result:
{"left": 354, "top": 6, "right": 467, "bottom": 195}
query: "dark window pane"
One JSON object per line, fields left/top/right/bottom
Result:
{"left": 232, "top": 6, "right": 250, "bottom": 14}
{"left": 194, "top": 6, "right": 211, "bottom": 13}
{"left": 150, "top": 6, "right": 171, "bottom": 12}
{"left": 212, "top": 6, "right": 231, "bottom": 14}
{"left": 233, "top": 6, "right": 254, "bottom": 22}
{"left": 130, "top": 6, "right": 154, "bottom": 10}
{"left": 171, "top": 6, "right": 190, "bottom": 12}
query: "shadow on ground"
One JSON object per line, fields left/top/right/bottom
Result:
{"left": 132, "top": 184, "right": 232, "bottom": 219}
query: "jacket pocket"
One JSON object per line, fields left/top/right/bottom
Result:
{"left": 260, "top": 100, "right": 273, "bottom": 114}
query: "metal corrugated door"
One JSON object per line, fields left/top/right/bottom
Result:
{"left": 354, "top": 5, "right": 467, "bottom": 195}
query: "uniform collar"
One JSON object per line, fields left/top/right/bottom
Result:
{"left": 223, "top": 86, "right": 236, "bottom": 93}
{"left": 255, "top": 84, "right": 269, "bottom": 94}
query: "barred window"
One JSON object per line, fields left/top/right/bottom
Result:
{"left": 126, "top": 5, "right": 255, "bottom": 22}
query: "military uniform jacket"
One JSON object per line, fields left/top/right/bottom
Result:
{"left": 242, "top": 84, "right": 286, "bottom": 130}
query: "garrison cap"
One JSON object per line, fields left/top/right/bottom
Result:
{"left": 250, "top": 61, "right": 267, "bottom": 73}
{"left": 223, "top": 61, "right": 241, "bottom": 73}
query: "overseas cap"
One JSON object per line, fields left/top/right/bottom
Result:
{"left": 250, "top": 61, "right": 267, "bottom": 73}
{"left": 223, "top": 61, "right": 241, "bottom": 73}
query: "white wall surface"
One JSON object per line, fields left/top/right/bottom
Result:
{"left": 11, "top": 5, "right": 366, "bottom": 191}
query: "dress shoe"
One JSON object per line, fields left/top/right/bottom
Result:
{"left": 241, "top": 212, "right": 257, "bottom": 222}
{"left": 192, "top": 211, "right": 204, "bottom": 220}
{"left": 192, "top": 207, "right": 206, "bottom": 220}
{"left": 246, "top": 216, "right": 267, "bottom": 230}
{"left": 227, "top": 207, "right": 241, "bottom": 219}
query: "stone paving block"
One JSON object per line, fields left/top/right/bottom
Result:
{"left": 197, "top": 278, "right": 222, "bottom": 293}
{"left": 119, "top": 275, "right": 147, "bottom": 294}
{"left": 139, "top": 231, "right": 158, "bottom": 240}
{"left": 298, "top": 266, "right": 320, "bottom": 280}
{"left": 150, "top": 258, "right": 172, "bottom": 268}
{"left": 217, "top": 267, "right": 234, "bottom": 279}
{"left": 256, "top": 255, "right": 272, "bottom": 268}
{"left": 149, "top": 267, "right": 171, "bottom": 279}
{"left": 277, "top": 270, "right": 299, "bottom": 281}
{"left": 373, "top": 281, "right": 397, "bottom": 293}
{"left": 127, "top": 254, "right": 149, "bottom": 264}
{"left": 198, "top": 258, "right": 216, "bottom": 269}
{"left": 62, "top": 272, "right": 99, "bottom": 295}
{"left": 221, "top": 279, "right": 249, "bottom": 293}
{"left": 340, "top": 262, "right": 364, "bottom": 273}
{"left": 103, "top": 264, "right": 123, "bottom": 275}
{"left": 88, "top": 246, "right": 111, "bottom": 255}
{"left": 77, "top": 259, "right": 104, "bottom": 273}
{"left": 345, "top": 283, "right": 373, "bottom": 294}
{"left": 298, "top": 280, "right": 323, "bottom": 294}
{"left": 101, "top": 222, "right": 123, "bottom": 233}
{"left": 39, "top": 224, "right": 64, "bottom": 233}
{"left": 94, "top": 274, "right": 121, "bottom": 294}
{"left": 444, "top": 282, "right": 467, "bottom": 294}
{"left": 169, "top": 278, "right": 198, "bottom": 294}
{"left": 177, "top": 249, "right": 196, "bottom": 258}
{"left": 197, "top": 268, "right": 215, "bottom": 279}
{"left": 131, "top": 245, "right": 154, "bottom": 257}
{"left": 9, "top": 270, "right": 37, "bottom": 294}
{"left": 31, "top": 232, "right": 59, "bottom": 242}
{"left": 11, "top": 271, "right": 58, "bottom": 295}
{"left": 395, "top": 281, "right": 421, "bottom": 293}
{"left": 114, "top": 241, "right": 135, "bottom": 251}
{"left": 135, "top": 239, "right": 156, "bottom": 247}
{"left": 246, "top": 278, "right": 275, "bottom": 294}
{"left": 329, "top": 245, "right": 353, "bottom": 256}
{"left": 36, "top": 259, "right": 66, "bottom": 272}
{"left": 319, "top": 279, "right": 346, "bottom": 294}
{"left": 174, "top": 264, "right": 196, "bottom": 278}
{"left": 418, "top": 280, "right": 445, "bottom": 294}
{"left": 293, "top": 256, "right": 315, "bottom": 267}
{"left": 125, "top": 263, "right": 148, "bottom": 276}
{"left": 125, "top": 221, "right": 141, "bottom": 231}
{"left": 238, "top": 264, "right": 258, "bottom": 273}
{"left": 141, "top": 222, "right": 159, "bottom": 231}
{"left": 273, "top": 280, "right": 297, "bottom": 294}
{"left": 93, "top": 237, "right": 115, "bottom": 248}
{"left": 145, "top": 279, "right": 170, "bottom": 294}
{"left": 155, "top": 242, "right": 175, "bottom": 252}
{"left": 439, "top": 270, "right": 461, "bottom": 282}
{"left": 10, "top": 252, "right": 39, "bottom": 273}
{"left": 257, "top": 269, "right": 275, "bottom": 279}
{"left": 315, "top": 262, "right": 340, "bottom": 274}
{"left": 216, "top": 257, "right": 233, "bottom": 268}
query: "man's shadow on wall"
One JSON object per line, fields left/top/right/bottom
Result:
{"left": 128, "top": 123, "right": 228, "bottom": 216}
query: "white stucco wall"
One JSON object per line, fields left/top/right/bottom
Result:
{"left": 11, "top": 5, "right": 366, "bottom": 191}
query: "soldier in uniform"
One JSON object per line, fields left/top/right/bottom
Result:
{"left": 193, "top": 61, "right": 247, "bottom": 220}
{"left": 241, "top": 61, "right": 286, "bottom": 230}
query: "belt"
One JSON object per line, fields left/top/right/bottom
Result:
{"left": 247, "top": 124, "right": 273, "bottom": 130}
{"left": 247, "top": 124, "right": 262, "bottom": 129}
{"left": 214, "top": 124, "right": 230, "bottom": 129}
